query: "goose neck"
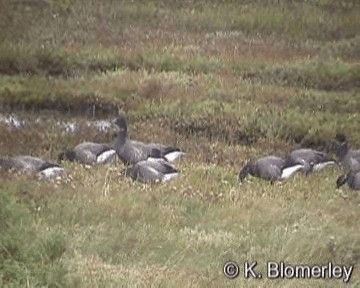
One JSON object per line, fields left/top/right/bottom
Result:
{"left": 115, "top": 129, "right": 128, "bottom": 152}
{"left": 336, "top": 142, "right": 349, "bottom": 159}
{"left": 239, "top": 163, "right": 252, "bottom": 181}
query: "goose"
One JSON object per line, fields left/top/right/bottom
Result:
{"left": 286, "top": 148, "right": 337, "bottom": 172}
{"left": 336, "top": 170, "right": 360, "bottom": 191}
{"left": 114, "top": 116, "right": 185, "bottom": 165}
{"left": 239, "top": 155, "right": 305, "bottom": 183}
{"left": 333, "top": 134, "right": 360, "bottom": 173}
{"left": 124, "top": 154, "right": 179, "bottom": 183}
{"left": 0, "top": 155, "right": 66, "bottom": 179}
{"left": 58, "top": 142, "right": 117, "bottom": 164}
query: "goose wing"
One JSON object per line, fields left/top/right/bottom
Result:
{"left": 75, "top": 142, "right": 112, "bottom": 157}
{"left": 146, "top": 143, "right": 185, "bottom": 162}
{"left": 143, "top": 159, "right": 178, "bottom": 174}
{"left": 126, "top": 159, "right": 179, "bottom": 183}
{"left": 348, "top": 157, "right": 360, "bottom": 172}
{"left": 289, "top": 149, "right": 328, "bottom": 164}
{"left": 255, "top": 156, "right": 284, "bottom": 180}
{"left": 118, "top": 141, "right": 151, "bottom": 165}
{"left": 146, "top": 143, "right": 179, "bottom": 154}
{"left": 13, "top": 156, "right": 47, "bottom": 171}
{"left": 350, "top": 172, "right": 360, "bottom": 190}
{"left": 73, "top": 149, "right": 97, "bottom": 164}
{"left": 339, "top": 149, "right": 360, "bottom": 173}
{"left": 126, "top": 162, "right": 163, "bottom": 182}
{"left": 262, "top": 156, "right": 287, "bottom": 168}
{"left": 349, "top": 149, "right": 360, "bottom": 162}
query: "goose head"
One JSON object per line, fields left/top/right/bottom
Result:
{"left": 58, "top": 150, "right": 76, "bottom": 162}
{"left": 335, "top": 133, "right": 347, "bottom": 143}
{"left": 333, "top": 133, "right": 349, "bottom": 158}
{"left": 336, "top": 174, "right": 348, "bottom": 189}
{"left": 114, "top": 116, "right": 128, "bottom": 132}
{"left": 239, "top": 163, "right": 253, "bottom": 182}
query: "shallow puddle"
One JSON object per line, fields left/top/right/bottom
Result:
{"left": 0, "top": 112, "right": 117, "bottom": 133}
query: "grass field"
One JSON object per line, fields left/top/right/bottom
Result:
{"left": 0, "top": 0, "right": 359, "bottom": 287}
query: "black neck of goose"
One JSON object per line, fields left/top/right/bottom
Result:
{"left": 149, "top": 148, "right": 163, "bottom": 159}
{"left": 239, "top": 163, "right": 253, "bottom": 182}
{"left": 336, "top": 142, "right": 349, "bottom": 159}
{"left": 58, "top": 150, "right": 76, "bottom": 162}
{"left": 114, "top": 129, "right": 128, "bottom": 153}
{"left": 336, "top": 174, "right": 348, "bottom": 188}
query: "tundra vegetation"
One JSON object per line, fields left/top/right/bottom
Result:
{"left": 0, "top": 0, "right": 359, "bottom": 287}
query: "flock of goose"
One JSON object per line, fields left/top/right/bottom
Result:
{"left": 0, "top": 115, "right": 185, "bottom": 183}
{"left": 239, "top": 133, "right": 360, "bottom": 190}
{"left": 0, "top": 115, "right": 360, "bottom": 190}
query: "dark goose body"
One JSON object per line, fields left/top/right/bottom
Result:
{"left": 114, "top": 116, "right": 185, "bottom": 165}
{"left": 239, "top": 155, "right": 305, "bottom": 183}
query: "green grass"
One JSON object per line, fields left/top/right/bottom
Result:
{"left": 0, "top": 0, "right": 360, "bottom": 287}
{"left": 1, "top": 164, "right": 359, "bottom": 287}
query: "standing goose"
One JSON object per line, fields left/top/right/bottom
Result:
{"left": 336, "top": 170, "right": 360, "bottom": 191}
{"left": 333, "top": 134, "right": 360, "bottom": 173}
{"left": 0, "top": 155, "right": 66, "bottom": 179}
{"left": 286, "top": 148, "right": 336, "bottom": 172}
{"left": 239, "top": 155, "right": 306, "bottom": 183}
{"left": 114, "top": 116, "right": 185, "bottom": 165}
{"left": 58, "top": 142, "right": 117, "bottom": 164}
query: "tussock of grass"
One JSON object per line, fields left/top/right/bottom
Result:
{"left": 0, "top": 46, "right": 126, "bottom": 77}
{"left": 236, "top": 58, "right": 360, "bottom": 90}
{"left": 1, "top": 46, "right": 358, "bottom": 92}
{"left": 0, "top": 75, "right": 121, "bottom": 116}
{"left": 0, "top": 186, "right": 75, "bottom": 287}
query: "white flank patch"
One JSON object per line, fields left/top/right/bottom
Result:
{"left": 162, "top": 172, "right": 179, "bottom": 182}
{"left": 281, "top": 165, "right": 304, "bottom": 179}
{"left": 313, "top": 161, "right": 336, "bottom": 171}
{"left": 147, "top": 157, "right": 162, "bottom": 162}
{"left": 97, "top": 150, "right": 116, "bottom": 163}
{"left": 38, "top": 167, "right": 66, "bottom": 179}
{"left": 164, "top": 151, "right": 186, "bottom": 162}
{"left": 147, "top": 157, "right": 176, "bottom": 168}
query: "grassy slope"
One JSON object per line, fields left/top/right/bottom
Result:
{"left": 0, "top": 0, "right": 359, "bottom": 287}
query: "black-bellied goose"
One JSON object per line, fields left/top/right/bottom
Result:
{"left": 336, "top": 170, "right": 360, "bottom": 191}
{"left": 286, "top": 148, "right": 336, "bottom": 172}
{"left": 333, "top": 134, "right": 360, "bottom": 172}
{"left": 125, "top": 157, "right": 179, "bottom": 183}
{"left": 0, "top": 155, "right": 66, "bottom": 179}
{"left": 114, "top": 116, "right": 185, "bottom": 165}
{"left": 58, "top": 142, "right": 117, "bottom": 164}
{"left": 239, "top": 155, "right": 305, "bottom": 183}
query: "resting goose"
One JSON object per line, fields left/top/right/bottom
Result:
{"left": 125, "top": 156, "right": 179, "bottom": 183}
{"left": 336, "top": 170, "right": 360, "bottom": 191}
{"left": 58, "top": 142, "right": 117, "bottom": 164}
{"left": 239, "top": 155, "right": 305, "bottom": 183}
{"left": 0, "top": 155, "right": 66, "bottom": 179}
{"left": 333, "top": 134, "right": 360, "bottom": 173}
{"left": 114, "top": 116, "right": 185, "bottom": 165}
{"left": 286, "top": 148, "right": 336, "bottom": 172}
